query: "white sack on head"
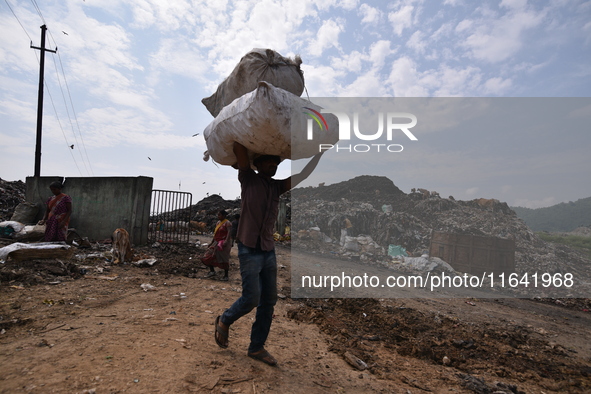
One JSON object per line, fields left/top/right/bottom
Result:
{"left": 202, "top": 48, "right": 305, "bottom": 118}
{"left": 203, "top": 81, "right": 339, "bottom": 166}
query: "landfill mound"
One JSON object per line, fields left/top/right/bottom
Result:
{"left": 293, "top": 175, "right": 405, "bottom": 206}
{"left": 191, "top": 194, "right": 241, "bottom": 229}
{"left": 290, "top": 175, "right": 591, "bottom": 282}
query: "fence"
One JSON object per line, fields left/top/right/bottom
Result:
{"left": 148, "top": 190, "right": 192, "bottom": 243}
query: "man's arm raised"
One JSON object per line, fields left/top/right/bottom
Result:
{"left": 282, "top": 151, "right": 325, "bottom": 194}
{"left": 233, "top": 142, "right": 250, "bottom": 171}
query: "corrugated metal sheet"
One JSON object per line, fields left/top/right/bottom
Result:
{"left": 429, "top": 231, "right": 515, "bottom": 275}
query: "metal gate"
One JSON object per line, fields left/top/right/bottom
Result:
{"left": 148, "top": 190, "right": 192, "bottom": 243}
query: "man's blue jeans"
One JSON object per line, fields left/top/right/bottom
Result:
{"left": 221, "top": 242, "right": 278, "bottom": 353}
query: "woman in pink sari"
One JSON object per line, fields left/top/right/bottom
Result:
{"left": 201, "top": 210, "right": 232, "bottom": 281}
{"left": 38, "top": 182, "right": 72, "bottom": 242}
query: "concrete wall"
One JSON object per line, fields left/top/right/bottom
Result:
{"left": 26, "top": 176, "right": 153, "bottom": 245}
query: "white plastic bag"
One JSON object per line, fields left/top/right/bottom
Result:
{"left": 202, "top": 48, "right": 305, "bottom": 117}
{"left": 203, "top": 81, "right": 339, "bottom": 166}
{"left": 0, "top": 221, "right": 25, "bottom": 234}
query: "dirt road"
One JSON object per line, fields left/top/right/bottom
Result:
{"left": 1, "top": 240, "right": 590, "bottom": 393}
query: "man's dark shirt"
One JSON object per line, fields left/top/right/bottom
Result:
{"left": 236, "top": 169, "right": 284, "bottom": 251}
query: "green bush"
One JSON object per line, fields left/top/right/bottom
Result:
{"left": 537, "top": 232, "right": 591, "bottom": 258}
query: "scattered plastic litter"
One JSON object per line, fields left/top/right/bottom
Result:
{"left": 140, "top": 283, "right": 157, "bottom": 292}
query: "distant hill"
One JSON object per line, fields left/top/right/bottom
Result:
{"left": 511, "top": 197, "right": 591, "bottom": 232}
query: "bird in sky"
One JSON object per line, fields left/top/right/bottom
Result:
{"left": 148, "top": 157, "right": 151, "bottom": 161}
{"left": 192, "top": 133, "right": 200, "bottom": 137}
{"left": 62, "top": 31, "right": 68, "bottom": 35}
{"left": 69, "top": 144, "right": 74, "bottom": 149}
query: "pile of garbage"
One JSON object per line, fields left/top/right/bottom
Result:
{"left": 191, "top": 194, "right": 240, "bottom": 217}
{"left": 290, "top": 176, "right": 591, "bottom": 281}
{"left": 0, "top": 178, "right": 26, "bottom": 222}
{"left": 149, "top": 194, "right": 241, "bottom": 233}
{"left": 189, "top": 194, "right": 241, "bottom": 230}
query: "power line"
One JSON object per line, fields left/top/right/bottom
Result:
{"left": 27, "top": 0, "right": 87, "bottom": 177}
{"left": 48, "top": 52, "right": 90, "bottom": 176}
{"left": 29, "top": 0, "right": 45, "bottom": 25}
{"left": 44, "top": 79, "right": 84, "bottom": 176}
{"left": 46, "top": 29, "right": 95, "bottom": 176}
{"left": 8, "top": 0, "right": 95, "bottom": 176}
{"left": 56, "top": 51, "right": 95, "bottom": 176}
{"left": 3, "top": 0, "right": 32, "bottom": 41}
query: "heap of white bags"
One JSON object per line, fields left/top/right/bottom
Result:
{"left": 202, "top": 49, "right": 339, "bottom": 166}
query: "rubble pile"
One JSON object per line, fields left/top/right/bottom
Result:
{"left": 191, "top": 194, "right": 240, "bottom": 216}
{"left": 291, "top": 176, "right": 591, "bottom": 280}
{"left": 0, "top": 178, "right": 26, "bottom": 222}
{"left": 153, "top": 194, "right": 241, "bottom": 231}
{"left": 190, "top": 194, "right": 240, "bottom": 227}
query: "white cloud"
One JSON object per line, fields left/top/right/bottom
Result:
{"left": 359, "top": 4, "right": 381, "bottom": 24}
{"left": 0, "top": 14, "right": 40, "bottom": 74}
{"left": 455, "top": 19, "right": 473, "bottom": 33}
{"left": 433, "top": 66, "right": 482, "bottom": 96}
{"left": 483, "top": 77, "right": 513, "bottom": 95}
{"left": 406, "top": 31, "right": 426, "bottom": 54}
{"left": 340, "top": 71, "right": 386, "bottom": 96}
{"left": 431, "top": 22, "right": 453, "bottom": 41}
{"left": 308, "top": 19, "right": 344, "bottom": 57}
{"left": 387, "top": 57, "right": 484, "bottom": 97}
{"left": 327, "top": 40, "right": 392, "bottom": 93}
{"left": 387, "top": 57, "right": 429, "bottom": 96}
{"left": 300, "top": 64, "right": 344, "bottom": 96}
{"left": 372, "top": 40, "right": 393, "bottom": 64}
{"left": 337, "top": 0, "right": 359, "bottom": 11}
{"left": 465, "top": 187, "right": 479, "bottom": 196}
{"left": 460, "top": 6, "right": 546, "bottom": 63}
{"left": 500, "top": 0, "right": 527, "bottom": 11}
{"left": 388, "top": 5, "right": 414, "bottom": 36}
{"left": 330, "top": 51, "right": 364, "bottom": 73}
{"left": 150, "top": 39, "right": 209, "bottom": 82}
{"left": 76, "top": 106, "right": 196, "bottom": 149}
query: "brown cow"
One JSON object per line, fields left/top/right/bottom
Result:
{"left": 111, "top": 228, "right": 133, "bottom": 264}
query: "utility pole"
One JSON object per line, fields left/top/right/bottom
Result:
{"left": 31, "top": 24, "right": 57, "bottom": 177}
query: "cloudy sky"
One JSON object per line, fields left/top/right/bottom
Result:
{"left": 1, "top": 0, "right": 590, "bottom": 209}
